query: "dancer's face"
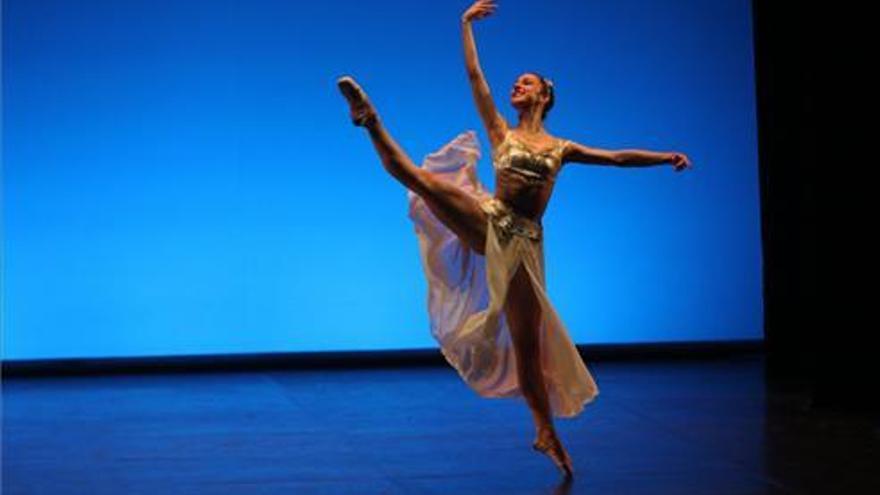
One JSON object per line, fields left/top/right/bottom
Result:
{"left": 510, "top": 73, "right": 548, "bottom": 114}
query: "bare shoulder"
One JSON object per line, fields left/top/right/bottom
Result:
{"left": 548, "top": 133, "right": 573, "bottom": 159}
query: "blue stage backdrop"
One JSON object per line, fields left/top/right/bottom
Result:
{"left": 2, "top": 0, "right": 761, "bottom": 360}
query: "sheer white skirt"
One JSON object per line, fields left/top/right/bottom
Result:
{"left": 406, "top": 131, "right": 599, "bottom": 418}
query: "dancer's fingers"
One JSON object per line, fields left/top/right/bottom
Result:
{"left": 464, "top": 0, "right": 494, "bottom": 22}
{"left": 466, "top": 1, "right": 497, "bottom": 22}
{"left": 475, "top": 0, "right": 494, "bottom": 10}
{"left": 680, "top": 155, "right": 692, "bottom": 170}
{"left": 668, "top": 153, "right": 691, "bottom": 172}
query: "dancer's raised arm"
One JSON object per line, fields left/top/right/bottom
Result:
{"left": 461, "top": 0, "right": 507, "bottom": 148}
{"left": 563, "top": 141, "right": 692, "bottom": 172}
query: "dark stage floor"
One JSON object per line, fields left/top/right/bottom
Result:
{"left": 2, "top": 355, "right": 877, "bottom": 494}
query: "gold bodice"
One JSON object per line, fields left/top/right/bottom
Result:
{"left": 493, "top": 131, "right": 567, "bottom": 182}
{"left": 492, "top": 130, "right": 568, "bottom": 221}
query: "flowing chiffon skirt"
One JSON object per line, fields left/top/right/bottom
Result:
{"left": 406, "top": 131, "right": 599, "bottom": 418}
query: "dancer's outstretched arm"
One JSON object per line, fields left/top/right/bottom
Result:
{"left": 461, "top": 0, "right": 507, "bottom": 148}
{"left": 563, "top": 141, "right": 693, "bottom": 172}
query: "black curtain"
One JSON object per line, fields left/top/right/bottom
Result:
{"left": 754, "top": 1, "right": 874, "bottom": 413}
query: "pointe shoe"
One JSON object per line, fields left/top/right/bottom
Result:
{"left": 533, "top": 433, "right": 575, "bottom": 479}
{"left": 336, "top": 76, "right": 378, "bottom": 127}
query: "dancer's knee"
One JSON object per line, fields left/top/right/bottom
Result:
{"left": 409, "top": 172, "right": 487, "bottom": 254}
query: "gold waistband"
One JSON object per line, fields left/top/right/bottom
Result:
{"left": 479, "top": 198, "right": 542, "bottom": 241}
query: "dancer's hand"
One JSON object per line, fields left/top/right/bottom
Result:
{"left": 668, "top": 152, "right": 692, "bottom": 172}
{"left": 462, "top": 0, "right": 497, "bottom": 23}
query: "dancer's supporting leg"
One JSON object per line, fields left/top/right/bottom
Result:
{"left": 337, "top": 76, "right": 487, "bottom": 254}
{"left": 505, "top": 263, "right": 574, "bottom": 479}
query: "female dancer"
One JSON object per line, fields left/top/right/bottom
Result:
{"left": 337, "top": 0, "right": 692, "bottom": 479}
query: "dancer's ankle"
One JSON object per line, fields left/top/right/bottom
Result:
{"left": 363, "top": 114, "right": 381, "bottom": 132}
{"left": 362, "top": 112, "right": 379, "bottom": 129}
{"left": 536, "top": 422, "right": 556, "bottom": 436}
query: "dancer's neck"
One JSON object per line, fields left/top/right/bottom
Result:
{"left": 515, "top": 108, "right": 545, "bottom": 135}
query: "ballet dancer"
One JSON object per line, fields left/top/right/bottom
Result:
{"left": 337, "top": 0, "right": 691, "bottom": 479}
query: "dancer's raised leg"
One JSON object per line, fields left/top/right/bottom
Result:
{"left": 337, "top": 76, "right": 488, "bottom": 254}
{"left": 505, "top": 263, "right": 574, "bottom": 479}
